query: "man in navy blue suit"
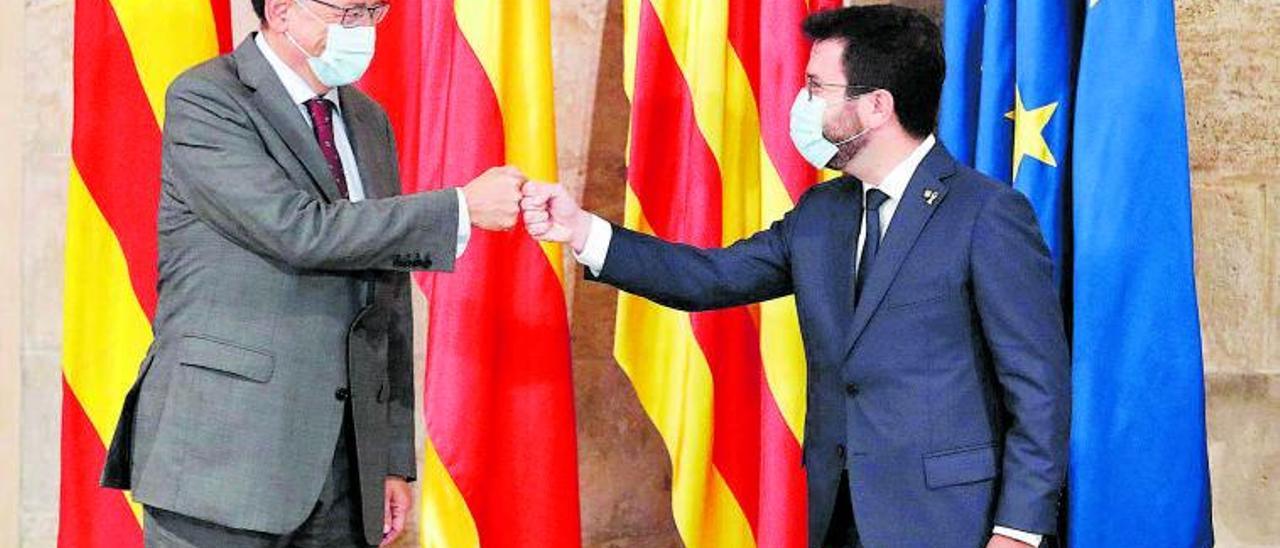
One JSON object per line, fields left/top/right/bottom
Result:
{"left": 522, "top": 5, "right": 1069, "bottom": 548}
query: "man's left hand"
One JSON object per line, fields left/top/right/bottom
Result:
{"left": 987, "top": 534, "right": 1036, "bottom": 548}
{"left": 381, "top": 476, "right": 412, "bottom": 546}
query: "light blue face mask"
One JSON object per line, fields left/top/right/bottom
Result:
{"left": 789, "top": 89, "right": 869, "bottom": 169}
{"left": 285, "top": 0, "right": 376, "bottom": 88}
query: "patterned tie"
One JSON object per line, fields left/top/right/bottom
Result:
{"left": 303, "top": 97, "right": 349, "bottom": 199}
{"left": 855, "top": 188, "right": 890, "bottom": 305}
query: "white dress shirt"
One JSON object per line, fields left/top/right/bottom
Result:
{"left": 853, "top": 134, "right": 934, "bottom": 275}
{"left": 255, "top": 34, "right": 471, "bottom": 258}
{"left": 573, "top": 134, "right": 1041, "bottom": 547}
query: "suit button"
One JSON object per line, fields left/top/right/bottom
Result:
{"left": 335, "top": 387, "right": 351, "bottom": 401}
{"left": 836, "top": 444, "right": 846, "bottom": 459}
{"left": 845, "top": 383, "right": 859, "bottom": 396}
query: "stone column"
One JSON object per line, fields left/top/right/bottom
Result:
{"left": 1, "top": 0, "right": 27, "bottom": 542}
{"left": 19, "top": 0, "right": 74, "bottom": 545}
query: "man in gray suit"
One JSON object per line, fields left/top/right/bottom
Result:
{"left": 100, "top": 0, "right": 525, "bottom": 546}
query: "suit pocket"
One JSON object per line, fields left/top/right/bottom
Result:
{"left": 177, "top": 334, "right": 275, "bottom": 383}
{"left": 922, "top": 443, "right": 998, "bottom": 489}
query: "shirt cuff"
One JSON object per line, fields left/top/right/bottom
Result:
{"left": 572, "top": 214, "right": 612, "bottom": 276}
{"left": 992, "top": 526, "right": 1042, "bottom": 547}
{"left": 455, "top": 188, "right": 471, "bottom": 259}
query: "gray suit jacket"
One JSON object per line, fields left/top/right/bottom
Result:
{"left": 101, "top": 37, "right": 456, "bottom": 545}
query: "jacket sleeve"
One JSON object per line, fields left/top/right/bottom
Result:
{"left": 587, "top": 209, "right": 798, "bottom": 312}
{"left": 162, "top": 74, "right": 459, "bottom": 272}
{"left": 970, "top": 187, "right": 1071, "bottom": 535}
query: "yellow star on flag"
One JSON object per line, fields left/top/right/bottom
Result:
{"left": 1005, "top": 88, "right": 1059, "bottom": 182}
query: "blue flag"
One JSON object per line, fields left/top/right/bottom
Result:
{"left": 939, "top": 0, "right": 1076, "bottom": 286}
{"left": 939, "top": 0, "right": 1213, "bottom": 545}
{"left": 1070, "top": 1, "right": 1213, "bottom": 546}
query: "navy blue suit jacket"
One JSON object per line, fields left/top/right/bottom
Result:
{"left": 589, "top": 145, "right": 1070, "bottom": 547}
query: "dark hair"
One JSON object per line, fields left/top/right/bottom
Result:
{"left": 802, "top": 5, "right": 945, "bottom": 139}
{"left": 252, "top": 0, "right": 266, "bottom": 21}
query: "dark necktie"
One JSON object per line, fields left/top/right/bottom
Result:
{"left": 303, "top": 97, "right": 349, "bottom": 199}
{"left": 854, "top": 188, "right": 890, "bottom": 305}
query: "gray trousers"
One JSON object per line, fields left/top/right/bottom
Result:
{"left": 143, "top": 408, "right": 370, "bottom": 548}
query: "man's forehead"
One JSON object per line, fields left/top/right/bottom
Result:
{"left": 807, "top": 39, "right": 846, "bottom": 75}
{"left": 810, "top": 39, "right": 846, "bottom": 60}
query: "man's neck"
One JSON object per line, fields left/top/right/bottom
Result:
{"left": 844, "top": 133, "right": 926, "bottom": 186}
{"left": 262, "top": 30, "right": 331, "bottom": 96}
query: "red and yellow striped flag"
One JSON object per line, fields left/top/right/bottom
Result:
{"left": 618, "top": 0, "right": 841, "bottom": 546}
{"left": 362, "top": 1, "right": 582, "bottom": 547}
{"left": 60, "top": 1, "right": 230, "bottom": 546}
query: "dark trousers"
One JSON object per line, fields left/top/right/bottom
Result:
{"left": 824, "top": 470, "right": 863, "bottom": 548}
{"left": 144, "top": 406, "right": 368, "bottom": 548}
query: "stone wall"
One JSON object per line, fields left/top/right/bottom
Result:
{"left": 2, "top": 0, "right": 1276, "bottom": 546}
{"left": 1178, "top": 0, "right": 1280, "bottom": 545}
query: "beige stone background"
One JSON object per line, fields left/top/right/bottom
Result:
{"left": 0, "top": 0, "right": 1276, "bottom": 546}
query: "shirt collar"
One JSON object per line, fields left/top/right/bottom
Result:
{"left": 255, "top": 33, "right": 341, "bottom": 113}
{"left": 864, "top": 134, "right": 936, "bottom": 202}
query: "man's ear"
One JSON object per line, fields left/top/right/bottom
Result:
{"left": 264, "top": 0, "right": 292, "bottom": 30}
{"left": 868, "top": 89, "right": 897, "bottom": 128}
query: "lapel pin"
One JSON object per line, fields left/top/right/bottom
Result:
{"left": 923, "top": 189, "right": 940, "bottom": 206}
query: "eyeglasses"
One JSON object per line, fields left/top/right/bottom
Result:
{"left": 303, "top": 0, "right": 390, "bottom": 28}
{"left": 805, "top": 76, "right": 879, "bottom": 100}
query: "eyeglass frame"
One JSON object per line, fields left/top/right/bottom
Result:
{"left": 805, "top": 76, "right": 880, "bottom": 101}
{"left": 300, "top": 0, "right": 390, "bottom": 28}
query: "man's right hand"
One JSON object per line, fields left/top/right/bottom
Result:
{"left": 462, "top": 166, "right": 526, "bottom": 231}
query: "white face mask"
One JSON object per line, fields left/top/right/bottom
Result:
{"left": 285, "top": 0, "right": 376, "bottom": 87}
{"left": 788, "top": 89, "right": 870, "bottom": 169}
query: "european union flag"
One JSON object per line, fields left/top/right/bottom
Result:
{"left": 939, "top": 0, "right": 1213, "bottom": 546}
{"left": 939, "top": 0, "right": 1077, "bottom": 287}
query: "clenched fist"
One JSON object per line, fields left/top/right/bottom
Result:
{"left": 520, "top": 181, "right": 592, "bottom": 252}
{"left": 462, "top": 166, "right": 526, "bottom": 231}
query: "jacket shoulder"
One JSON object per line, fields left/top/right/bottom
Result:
{"left": 943, "top": 163, "right": 1026, "bottom": 212}
{"left": 795, "top": 176, "right": 855, "bottom": 208}
{"left": 165, "top": 53, "right": 248, "bottom": 106}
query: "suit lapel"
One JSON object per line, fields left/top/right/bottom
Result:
{"left": 338, "top": 86, "right": 395, "bottom": 199}
{"left": 825, "top": 176, "right": 863, "bottom": 315}
{"left": 839, "top": 146, "right": 956, "bottom": 362}
{"left": 824, "top": 178, "right": 863, "bottom": 366}
{"left": 790, "top": 176, "right": 863, "bottom": 368}
{"left": 234, "top": 35, "right": 343, "bottom": 203}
